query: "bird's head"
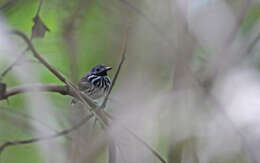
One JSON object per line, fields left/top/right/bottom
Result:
{"left": 90, "top": 64, "right": 112, "bottom": 76}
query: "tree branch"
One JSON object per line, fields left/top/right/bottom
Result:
{"left": 101, "top": 25, "right": 129, "bottom": 108}
{"left": 0, "top": 106, "right": 66, "bottom": 136}
{"left": 36, "top": 0, "right": 43, "bottom": 16}
{"left": 247, "top": 33, "right": 260, "bottom": 55}
{"left": 104, "top": 112, "right": 167, "bottom": 163}
{"left": 11, "top": 30, "right": 67, "bottom": 83}
{"left": 119, "top": 0, "right": 171, "bottom": 44}
{"left": 124, "top": 127, "right": 167, "bottom": 163}
{"left": 62, "top": 0, "right": 92, "bottom": 83}
{"left": 0, "top": 113, "right": 94, "bottom": 155}
{"left": 10, "top": 30, "right": 99, "bottom": 110}
{"left": 0, "top": 48, "right": 29, "bottom": 81}
{"left": 0, "top": 83, "right": 72, "bottom": 100}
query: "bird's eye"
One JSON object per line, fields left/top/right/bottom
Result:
{"left": 96, "top": 68, "right": 100, "bottom": 72}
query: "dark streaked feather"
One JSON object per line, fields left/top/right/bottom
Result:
{"left": 72, "top": 65, "right": 111, "bottom": 104}
{"left": 78, "top": 74, "right": 110, "bottom": 99}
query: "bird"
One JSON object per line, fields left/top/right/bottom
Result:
{"left": 72, "top": 64, "right": 112, "bottom": 104}
{"left": 69, "top": 65, "right": 112, "bottom": 157}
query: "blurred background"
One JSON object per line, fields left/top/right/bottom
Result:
{"left": 0, "top": 0, "right": 260, "bottom": 163}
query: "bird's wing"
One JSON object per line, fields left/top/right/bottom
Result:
{"left": 78, "top": 77, "right": 92, "bottom": 91}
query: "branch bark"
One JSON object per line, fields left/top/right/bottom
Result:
{"left": 0, "top": 114, "right": 93, "bottom": 154}
{"left": 0, "top": 83, "right": 71, "bottom": 100}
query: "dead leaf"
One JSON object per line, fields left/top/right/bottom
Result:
{"left": 31, "top": 15, "right": 50, "bottom": 39}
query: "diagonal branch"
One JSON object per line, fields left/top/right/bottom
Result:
{"left": 119, "top": 0, "right": 171, "bottom": 44}
{"left": 0, "top": 106, "right": 63, "bottom": 135}
{"left": 0, "top": 48, "right": 29, "bottom": 81}
{"left": 36, "top": 0, "right": 43, "bottom": 16}
{"left": 11, "top": 30, "right": 67, "bottom": 83}
{"left": 247, "top": 33, "right": 260, "bottom": 55}
{"left": 124, "top": 127, "right": 167, "bottom": 163}
{"left": 10, "top": 30, "right": 98, "bottom": 109}
{"left": 101, "top": 25, "right": 130, "bottom": 108}
{"left": 0, "top": 113, "right": 93, "bottom": 155}
{"left": 104, "top": 112, "right": 167, "bottom": 163}
{"left": 62, "top": 0, "right": 92, "bottom": 83}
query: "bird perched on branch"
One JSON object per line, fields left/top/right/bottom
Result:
{"left": 72, "top": 64, "right": 112, "bottom": 104}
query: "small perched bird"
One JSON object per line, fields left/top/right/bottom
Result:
{"left": 72, "top": 64, "right": 112, "bottom": 104}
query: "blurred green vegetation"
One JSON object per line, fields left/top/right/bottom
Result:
{"left": 0, "top": 0, "right": 260, "bottom": 163}
{"left": 0, "top": 0, "right": 116, "bottom": 162}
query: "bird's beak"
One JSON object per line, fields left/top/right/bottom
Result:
{"left": 105, "top": 66, "right": 112, "bottom": 71}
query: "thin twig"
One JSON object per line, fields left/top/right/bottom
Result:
{"left": 62, "top": 0, "right": 92, "bottom": 83}
{"left": 101, "top": 25, "right": 129, "bottom": 108}
{"left": 0, "top": 105, "right": 72, "bottom": 141}
{"left": 104, "top": 112, "right": 167, "bottom": 163}
{"left": 124, "top": 127, "right": 167, "bottom": 163}
{"left": 247, "top": 33, "right": 260, "bottom": 55}
{"left": 0, "top": 106, "right": 59, "bottom": 134}
{"left": 0, "top": 48, "right": 29, "bottom": 81}
{"left": 119, "top": 0, "right": 171, "bottom": 44}
{"left": 0, "top": 114, "right": 94, "bottom": 155}
{"left": 203, "top": 0, "right": 252, "bottom": 90}
{"left": 36, "top": 0, "right": 43, "bottom": 16}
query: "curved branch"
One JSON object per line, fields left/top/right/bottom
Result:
{"left": 0, "top": 83, "right": 72, "bottom": 100}
{"left": 0, "top": 114, "right": 94, "bottom": 155}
